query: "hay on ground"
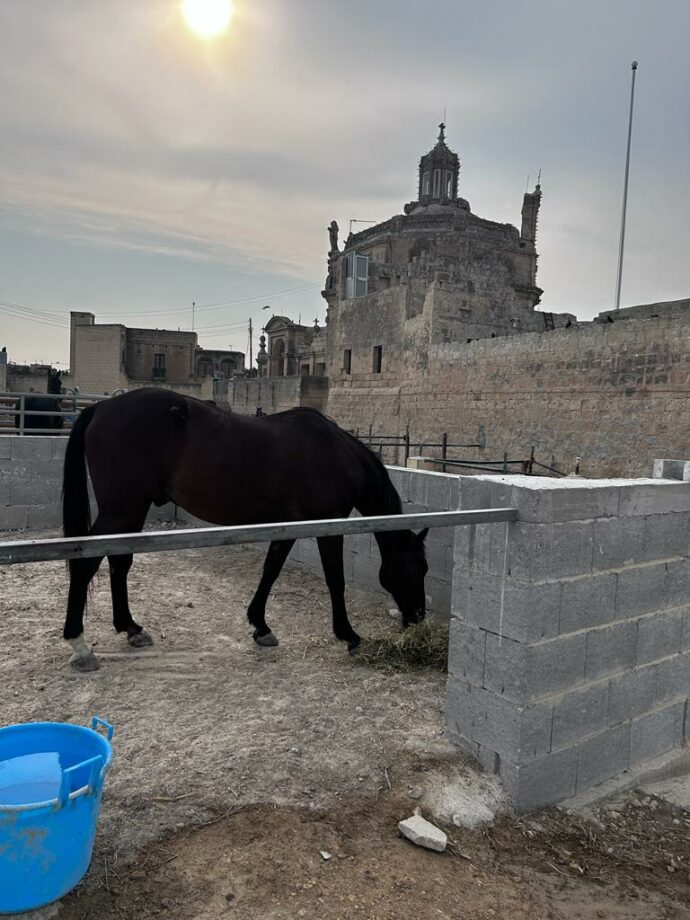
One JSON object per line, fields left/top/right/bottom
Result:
{"left": 357, "top": 620, "right": 449, "bottom": 671}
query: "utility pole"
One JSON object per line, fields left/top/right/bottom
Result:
{"left": 614, "top": 61, "right": 639, "bottom": 310}
{"left": 248, "top": 317, "right": 253, "bottom": 371}
{"left": 192, "top": 301, "right": 195, "bottom": 331}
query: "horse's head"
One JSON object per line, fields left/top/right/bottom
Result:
{"left": 378, "top": 529, "right": 429, "bottom": 628}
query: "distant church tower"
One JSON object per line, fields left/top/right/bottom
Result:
{"left": 418, "top": 123, "right": 459, "bottom": 203}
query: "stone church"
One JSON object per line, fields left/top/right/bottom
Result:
{"left": 322, "top": 124, "right": 573, "bottom": 380}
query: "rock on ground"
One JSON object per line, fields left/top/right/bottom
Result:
{"left": 398, "top": 814, "right": 447, "bottom": 852}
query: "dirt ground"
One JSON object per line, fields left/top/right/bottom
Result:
{"left": 1, "top": 536, "right": 689, "bottom": 919}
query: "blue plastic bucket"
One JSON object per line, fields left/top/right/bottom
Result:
{"left": 0, "top": 717, "right": 114, "bottom": 914}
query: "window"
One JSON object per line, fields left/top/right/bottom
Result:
{"left": 343, "top": 349, "right": 352, "bottom": 374}
{"left": 422, "top": 170, "right": 430, "bottom": 196}
{"left": 300, "top": 363, "right": 310, "bottom": 376}
{"left": 316, "top": 362, "right": 326, "bottom": 377}
{"left": 444, "top": 170, "right": 453, "bottom": 197}
{"left": 153, "top": 352, "right": 166, "bottom": 378}
{"left": 372, "top": 345, "right": 382, "bottom": 374}
{"left": 345, "top": 252, "right": 368, "bottom": 298}
{"left": 432, "top": 169, "right": 441, "bottom": 198}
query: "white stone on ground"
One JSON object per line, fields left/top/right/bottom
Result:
{"left": 398, "top": 814, "right": 447, "bottom": 852}
{"left": 451, "top": 795, "right": 495, "bottom": 829}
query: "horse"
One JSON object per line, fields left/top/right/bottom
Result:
{"left": 14, "top": 370, "right": 64, "bottom": 435}
{"left": 61, "top": 388, "right": 429, "bottom": 672}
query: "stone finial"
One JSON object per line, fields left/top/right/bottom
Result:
{"left": 328, "top": 220, "right": 339, "bottom": 253}
{"left": 258, "top": 334, "right": 267, "bottom": 354}
{"left": 438, "top": 122, "right": 446, "bottom": 143}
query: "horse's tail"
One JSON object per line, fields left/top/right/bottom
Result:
{"left": 62, "top": 403, "right": 98, "bottom": 537}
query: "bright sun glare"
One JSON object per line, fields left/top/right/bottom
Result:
{"left": 181, "top": 0, "right": 234, "bottom": 39}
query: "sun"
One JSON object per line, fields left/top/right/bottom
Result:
{"left": 181, "top": 0, "right": 234, "bottom": 39}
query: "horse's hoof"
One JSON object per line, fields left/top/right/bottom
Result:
{"left": 348, "top": 638, "right": 361, "bottom": 656}
{"left": 70, "top": 653, "right": 100, "bottom": 673}
{"left": 128, "top": 629, "right": 154, "bottom": 648}
{"left": 253, "top": 629, "right": 279, "bottom": 648}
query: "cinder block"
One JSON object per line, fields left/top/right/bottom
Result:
{"left": 483, "top": 632, "right": 586, "bottom": 702}
{"left": 0, "top": 505, "right": 28, "bottom": 531}
{"left": 445, "top": 676, "right": 553, "bottom": 762}
{"left": 51, "top": 438, "right": 68, "bottom": 459}
{"left": 653, "top": 459, "right": 686, "bottom": 480}
{"left": 666, "top": 558, "right": 690, "bottom": 608}
{"left": 459, "top": 475, "right": 620, "bottom": 523}
{"left": 425, "top": 575, "right": 451, "bottom": 616}
{"left": 656, "top": 653, "right": 690, "bottom": 704}
{"left": 577, "top": 722, "right": 631, "bottom": 791}
{"left": 425, "top": 474, "right": 454, "bottom": 510}
{"left": 681, "top": 607, "right": 690, "bottom": 653}
{"left": 592, "top": 516, "right": 646, "bottom": 570}
{"left": 0, "top": 438, "right": 11, "bottom": 460}
{"left": 615, "top": 563, "right": 667, "bottom": 617}
{"left": 500, "top": 748, "right": 578, "bottom": 812}
{"left": 10, "top": 438, "right": 53, "bottom": 460}
{"left": 406, "top": 471, "right": 427, "bottom": 505}
{"left": 455, "top": 520, "right": 594, "bottom": 580}
{"left": 27, "top": 504, "right": 62, "bottom": 530}
{"left": 636, "top": 610, "right": 683, "bottom": 665}
{"left": 630, "top": 701, "right": 685, "bottom": 765}
{"left": 585, "top": 620, "right": 637, "bottom": 679}
{"left": 551, "top": 682, "right": 608, "bottom": 750}
{"left": 9, "top": 480, "right": 55, "bottom": 505}
{"left": 608, "top": 666, "right": 658, "bottom": 724}
{"left": 448, "top": 620, "right": 486, "bottom": 686}
{"left": 642, "top": 513, "right": 690, "bottom": 562}
{"left": 559, "top": 573, "right": 617, "bottom": 634}
{"left": 618, "top": 482, "right": 690, "bottom": 516}
{"left": 452, "top": 571, "right": 561, "bottom": 642}
{"left": 0, "top": 459, "right": 59, "bottom": 483}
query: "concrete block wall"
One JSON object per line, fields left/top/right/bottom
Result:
{"left": 0, "top": 436, "right": 174, "bottom": 532}
{"left": 290, "top": 466, "right": 460, "bottom": 615}
{"left": 446, "top": 473, "right": 690, "bottom": 811}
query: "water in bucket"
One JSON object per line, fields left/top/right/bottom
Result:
{"left": 0, "top": 751, "right": 63, "bottom": 807}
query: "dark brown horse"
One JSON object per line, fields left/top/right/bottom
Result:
{"left": 61, "top": 388, "right": 428, "bottom": 671}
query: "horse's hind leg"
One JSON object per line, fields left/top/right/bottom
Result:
{"left": 247, "top": 539, "right": 295, "bottom": 647}
{"left": 317, "top": 535, "right": 361, "bottom": 655}
{"left": 109, "top": 553, "right": 153, "bottom": 648}
{"left": 64, "top": 554, "right": 104, "bottom": 672}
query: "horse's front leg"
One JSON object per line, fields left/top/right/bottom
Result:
{"left": 247, "top": 540, "right": 295, "bottom": 647}
{"left": 317, "top": 535, "right": 361, "bottom": 655}
{"left": 109, "top": 553, "right": 153, "bottom": 648}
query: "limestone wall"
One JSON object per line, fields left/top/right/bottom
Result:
{"left": 215, "top": 376, "right": 328, "bottom": 416}
{"left": 327, "top": 311, "right": 690, "bottom": 478}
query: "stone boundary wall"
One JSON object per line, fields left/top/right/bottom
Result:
{"left": 327, "top": 311, "right": 690, "bottom": 478}
{"left": 447, "top": 473, "right": 690, "bottom": 810}
{"left": 0, "top": 436, "right": 174, "bottom": 532}
{"left": 290, "top": 466, "right": 460, "bottom": 616}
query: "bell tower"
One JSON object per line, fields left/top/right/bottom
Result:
{"left": 417, "top": 123, "right": 460, "bottom": 204}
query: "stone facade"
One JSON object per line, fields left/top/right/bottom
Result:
{"left": 257, "top": 316, "right": 326, "bottom": 378}
{"left": 327, "top": 303, "right": 690, "bottom": 478}
{"left": 63, "top": 312, "right": 244, "bottom": 398}
{"left": 322, "top": 125, "right": 574, "bottom": 386}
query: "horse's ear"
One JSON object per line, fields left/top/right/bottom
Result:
{"left": 416, "top": 528, "right": 429, "bottom": 543}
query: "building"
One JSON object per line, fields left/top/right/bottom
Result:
{"left": 63, "top": 312, "right": 244, "bottom": 398}
{"left": 322, "top": 124, "right": 574, "bottom": 382}
{"left": 256, "top": 316, "right": 326, "bottom": 378}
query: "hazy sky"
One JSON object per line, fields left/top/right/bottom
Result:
{"left": 1, "top": 0, "right": 688, "bottom": 367}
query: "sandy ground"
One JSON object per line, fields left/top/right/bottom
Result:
{"left": 1, "top": 534, "right": 689, "bottom": 919}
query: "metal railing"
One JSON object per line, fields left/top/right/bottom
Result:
{"left": 0, "top": 391, "right": 107, "bottom": 436}
{"left": 348, "top": 426, "right": 485, "bottom": 464}
{"left": 0, "top": 508, "right": 518, "bottom": 566}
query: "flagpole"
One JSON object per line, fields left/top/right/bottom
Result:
{"left": 614, "top": 61, "right": 638, "bottom": 310}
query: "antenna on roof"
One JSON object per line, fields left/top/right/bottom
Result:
{"left": 536, "top": 168, "right": 542, "bottom": 187}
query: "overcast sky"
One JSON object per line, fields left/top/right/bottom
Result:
{"left": 1, "top": 0, "right": 688, "bottom": 367}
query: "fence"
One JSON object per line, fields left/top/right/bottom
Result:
{"left": 351, "top": 426, "right": 566, "bottom": 475}
{"left": 0, "top": 392, "right": 107, "bottom": 436}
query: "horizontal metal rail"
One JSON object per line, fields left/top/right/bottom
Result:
{"left": 0, "top": 508, "right": 517, "bottom": 565}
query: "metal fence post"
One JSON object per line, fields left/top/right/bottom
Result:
{"left": 18, "top": 396, "right": 25, "bottom": 436}
{"left": 502, "top": 451, "right": 508, "bottom": 472}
